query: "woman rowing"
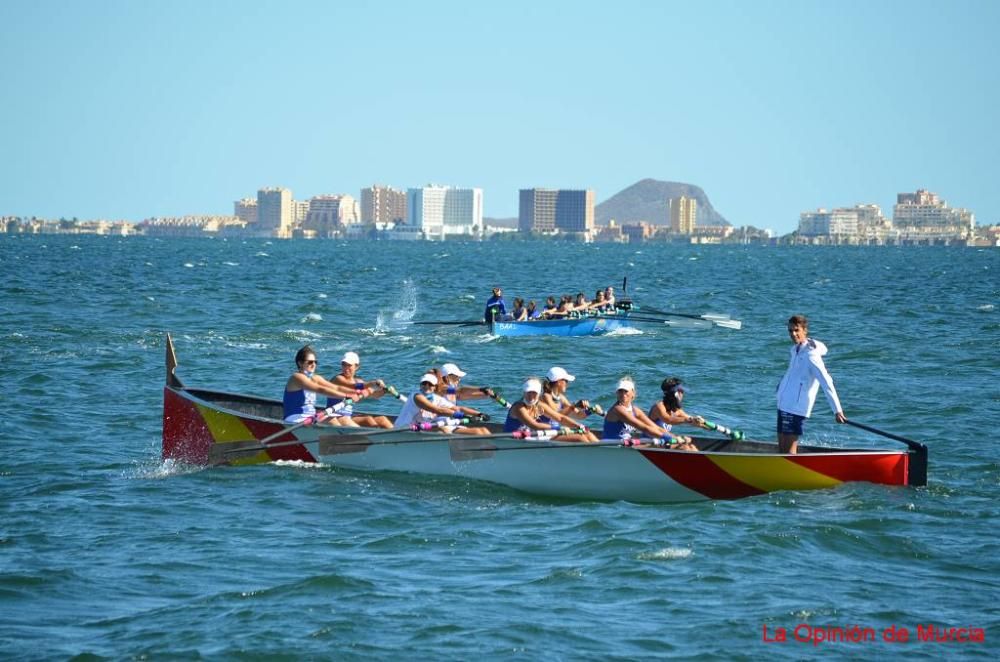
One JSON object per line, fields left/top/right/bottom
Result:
{"left": 504, "top": 378, "right": 598, "bottom": 443}
{"left": 541, "top": 296, "right": 563, "bottom": 319}
{"left": 437, "top": 363, "right": 496, "bottom": 405}
{"left": 510, "top": 297, "right": 528, "bottom": 321}
{"left": 326, "top": 351, "right": 393, "bottom": 429}
{"left": 589, "top": 289, "right": 609, "bottom": 313}
{"left": 603, "top": 377, "right": 689, "bottom": 448}
{"left": 283, "top": 345, "right": 371, "bottom": 425}
{"left": 394, "top": 372, "right": 490, "bottom": 435}
{"left": 540, "top": 367, "right": 597, "bottom": 425}
{"left": 646, "top": 378, "right": 699, "bottom": 451}
{"left": 526, "top": 300, "right": 542, "bottom": 320}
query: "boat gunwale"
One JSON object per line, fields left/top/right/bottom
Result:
{"left": 169, "top": 384, "right": 910, "bottom": 459}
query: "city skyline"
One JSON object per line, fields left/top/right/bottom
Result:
{"left": 2, "top": 1, "right": 998, "bottom": 233}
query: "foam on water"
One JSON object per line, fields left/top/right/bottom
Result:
{"left": 302, "top": 312, "right": 323, "bottom": 322}
{"left": 637, "top": 547, "right": 694, "bottom": 561}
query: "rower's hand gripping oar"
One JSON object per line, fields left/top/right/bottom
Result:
{"left": 702, "top": 419, "right": 745, "bottom": 441}
{"left": 481, "top": 387, "right": 605, "bottom": 418}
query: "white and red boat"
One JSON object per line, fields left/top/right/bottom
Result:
{"left": 162, "top": 334, "right": 927, "bottom": 503}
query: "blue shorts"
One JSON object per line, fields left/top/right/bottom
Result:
{"left": 777, "top": 410, "right": 805, "bottom": 436}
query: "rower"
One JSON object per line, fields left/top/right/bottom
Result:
{"left": 394, "top": 373, "right": 490, "bottom": 435}
{"left": 646, "top": 378, "right": 699, "bottom": 451}
{"left": 283, "top": 345, "right": 370, "bottom": 426}
{"left": 541, "top": 366, "right": 599, "bottom": 435}
{"left": 504, "top": 378, "right": 597, "bottom": 443}
{"left": 326, "top": 351, "right": 393, "bottom": 429}
{"left": 484, "top": 287, "right": 507, "bottom": 323}
{"left": 439, "top": 363, "right": 495, "bottom": 406}
{"left": 603, "top": 378, "right": 689, "bottom": 449}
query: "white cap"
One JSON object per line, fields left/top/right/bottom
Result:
{"left": 546, "top": 366, "right": 575, "bottom": 382}
{"left": 420, "top": 373, "right": 438, "bottom": 385}
{"left": 615, "top": 379, "right": 635, "bottom": 392}
{"left": 341, "top": 351, "right": 360, "bottom": 365}
{"left": 441, "top": 362, "right": 466, "bottom": 378}
{"left": 522, "top": 379, "right": 542, "bottom": 394}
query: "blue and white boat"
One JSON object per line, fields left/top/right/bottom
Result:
{"left": 488, "top": 312, "right": 632, "bottom": 337}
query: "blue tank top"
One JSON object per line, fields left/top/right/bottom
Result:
{"left": 603, "top": 404, "right": 637, "bottom": 439}
{"left": 284, "top": 388, "right": 316, "bottom": 420}
{"left": 504, "top": 403, "right": 539, "bottom": 432}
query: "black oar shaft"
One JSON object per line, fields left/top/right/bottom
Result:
{"left": 844, "top": 420, "right": 927, "bottom": 452}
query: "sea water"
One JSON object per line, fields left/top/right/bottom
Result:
{"left": 0, "top": 235, "right": 997, "bottom": 658}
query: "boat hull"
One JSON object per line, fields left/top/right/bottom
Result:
{"left": 162, "top": 384, "right": 922, "bottom": 503}
{"left": 490, "top": 314, "right": 631, "bottom": 337}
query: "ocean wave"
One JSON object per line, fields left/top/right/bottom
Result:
{"left": 637, "top": 547, "right": 693, "bottom": 561}
{"left": 977, "top": 304, "right": 994, "bottom": 312}
{"left": 301, "top": 312, "right": 323, "bottom": 323}
{"left": 429, "top": 345, "right": 450, "bottom": 354}
{"left": 605, "top": 326, "right": 644, "bottom": 336}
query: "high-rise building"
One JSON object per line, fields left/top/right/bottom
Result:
{"left": 669, "top": 196, "right": 697, "bottom": 234}
{"left": 407, "top": 185, "right": 483, "bottom": 240}
{"left": 361, "top": 185, "right": 407, "bottom": 225}
{"left": 305, "top": 195, "right": 359, "bottom": 237}
{"left": 893, "top": 189, "right": 974, "bottom": 232}
{"left": 518, "top": 189, "right": 595, "bottom": 233}
{"left": 291, "top": 200, "right": 309, "bottom": 226}
{"left": 234, "top": 198, "right": 258, "bottom": 226}
{"left": 257, "top": 187, "right": 293, "bottom": 238}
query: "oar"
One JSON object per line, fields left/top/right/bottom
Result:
{"left": 222, "top": 423, "right": 426, "bottom": 456}
{"left": 633, "top": 307, "right": 743, "bottom": 330}
{"left": 228, "top": 425, "right": 596, "bottom": 457}
{"left": 243, "top": 399, "right": 355, "bottom": 448}
{"left": 383, "top": 385, "right": 407, "bottom": 402}
{"left": 702, "top": 419, "right": 745, "bottom": 441}
{"left": 626, "top": 314, "right": 741, "bottom": 330}
{"left": 844, "top": 419, "right": 927, "bottom": 453}
{"left": 413, "top": 320, "right": 486, "bottom": 327}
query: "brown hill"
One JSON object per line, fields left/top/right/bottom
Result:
{"left": 485, "top": 179, "right": 730, "bottom": 228}
{"left": 595, "top": 179, "right": 729, "bottom": 226}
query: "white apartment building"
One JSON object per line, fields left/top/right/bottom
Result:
{"left": 406, "top": 185, "right": 483, "bottom": 240}
{"left": 893, "top": 189, "right": 974, "bottom": 233}
{"left": 798, "top": 208, "right": 859, "bottom": 237}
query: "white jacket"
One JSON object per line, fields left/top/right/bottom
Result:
{"left": 776, "top": 338, "right": 842, "bottom": 417}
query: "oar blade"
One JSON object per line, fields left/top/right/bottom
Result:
{"left": 713, "top": 319, "right": 743, "bottom": 330}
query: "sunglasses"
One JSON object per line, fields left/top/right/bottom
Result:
{"left": 304, "top": 359, "right": 318, "bottom": 366}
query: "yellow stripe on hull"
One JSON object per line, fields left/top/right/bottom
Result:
{"left": 195, "top": 403, "right": 255, "bottom": 443}
{"left": 709, "top": 455, "right": 843, "bottom": 492}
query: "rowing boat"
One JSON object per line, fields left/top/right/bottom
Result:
{"left": 489, "top": 312, "right": 633, "bottom": 337}
{"left": 161, "top": 335, "right": 927, "bottom": 502}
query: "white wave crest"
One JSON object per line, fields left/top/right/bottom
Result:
{"left": 977, "top": 304, "right": 994, "bottom": 312}
{"left": 429, "top": 345, "right": 450, "bottom": 354}
{"left": 273, "top": 459, "right": 325, "bottom": 469}
{"left": 605, "top": 326, "right": 644, "bottom": 336}
{"left": 638, "top": 547, "right": 693, "bottom": 561}
{"left": 302, "top": 312, "right": 323, "bottom": 323}
{"left": 183, "top": 262, "right": 195, "bottom": 268}
{"left": 223, "top": 261, "right": 239, "bottom": 266}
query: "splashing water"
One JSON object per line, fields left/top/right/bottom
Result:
{"left": 375, "top": 279, "right": 418, "bottom": 332}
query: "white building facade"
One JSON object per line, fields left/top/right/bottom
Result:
{"left": 406, "top": 185, "right": 483, "bottom": 240}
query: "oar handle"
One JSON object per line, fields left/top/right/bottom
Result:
{"left": 703, "top": 420, "right": 745, "bottom": 441}
{"left": 384, "top": 385, "right": 408, "bottom": 402}
{"left": 844, "top": 419, "right": 927, "bottom": 452}
{"left": 481, "top": 387, "right": 514, "bottom": 409}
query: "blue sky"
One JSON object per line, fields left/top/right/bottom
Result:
{"left": 1, "top": 0, "right": 997, "bottom": 233}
